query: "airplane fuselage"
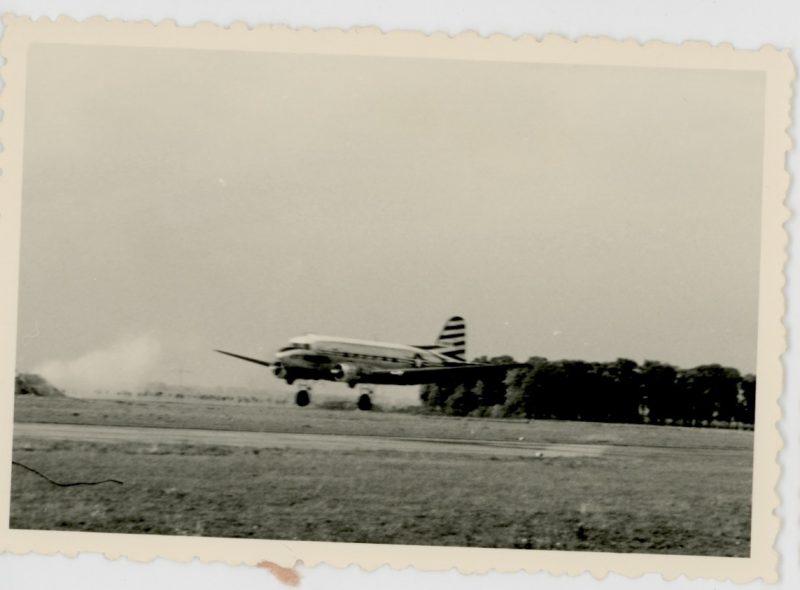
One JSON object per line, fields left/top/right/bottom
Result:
{"left": 274, "top": 334, "right": 460, "bottom": 386}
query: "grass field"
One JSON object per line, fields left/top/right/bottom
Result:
{"left": 11, "top": 396, "right": 753, "bottom": 555}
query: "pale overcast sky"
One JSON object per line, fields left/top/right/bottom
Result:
{"left": 16, "top": 44, "right": 765, "bottom": 391}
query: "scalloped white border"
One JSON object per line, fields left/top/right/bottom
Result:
{"left": 0, "top": 14, "right": 792, "bottom": 583}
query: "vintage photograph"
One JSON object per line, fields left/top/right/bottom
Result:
{"left": 0, "top": 18, "right": 790, "bottom": 581}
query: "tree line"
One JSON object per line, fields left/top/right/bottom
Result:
{"left": 420, "top": 357, "right": 756, "bottom": 427}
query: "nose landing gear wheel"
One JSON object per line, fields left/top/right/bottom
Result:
{"left": 357, "top": 393, "right": 372, "bottom": 411}
{"left": 295, "top": 389, "right": 310, "bottom": 407}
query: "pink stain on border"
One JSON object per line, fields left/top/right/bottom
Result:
{"left": 256, "top": 561, "right": 301, "bottom": 587}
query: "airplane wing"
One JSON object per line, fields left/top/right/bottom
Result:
{"left": 364, "top": 363, "right": 528, "bottom": 386}
{"left": 214, "top": 349, "right": 273, "bottom": 368}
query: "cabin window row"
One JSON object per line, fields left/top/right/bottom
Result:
{"left": 331, "top": 351, "right": 407, "bottom": 363}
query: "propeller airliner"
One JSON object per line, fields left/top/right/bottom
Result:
{"left": 216, "top": 316, "right": 524, "bottom": 410}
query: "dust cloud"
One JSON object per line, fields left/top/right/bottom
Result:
{"left": 34, "top": 334, "right": 162, "bottom": 396}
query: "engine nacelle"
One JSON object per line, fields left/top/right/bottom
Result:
{"left": 272, "top": 362, "right": 288, "bottom": 380}
{"left": 330, "top": 363, "right": 360, "bottom": 384}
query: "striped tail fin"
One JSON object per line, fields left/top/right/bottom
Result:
{"left": 435, "top": 316, "right": 466, "bottom": 362}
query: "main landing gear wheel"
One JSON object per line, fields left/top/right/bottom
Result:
{"left": 295, "top": 389, "right": 310, "bottom": 407}
{"left": 357, "top": 392, "right": 373, "bottom": 411}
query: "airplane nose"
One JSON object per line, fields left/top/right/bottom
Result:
{"left": 275, "top": 349, "right": 298, "bottom": 361}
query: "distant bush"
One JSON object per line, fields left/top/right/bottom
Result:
{"left": 15, "top": 373, "right": 66, "bottom": 397}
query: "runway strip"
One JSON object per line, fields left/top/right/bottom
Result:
{"left": 15, "top": 422, "right": 609, "bottom": 459}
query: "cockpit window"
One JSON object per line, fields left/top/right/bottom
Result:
{"left": 282, "top": 343, "right": 310, "bottom": 351}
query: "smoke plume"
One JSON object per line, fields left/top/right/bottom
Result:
{"left": 34, "top": 334, "right": 162, "bottom": 396}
